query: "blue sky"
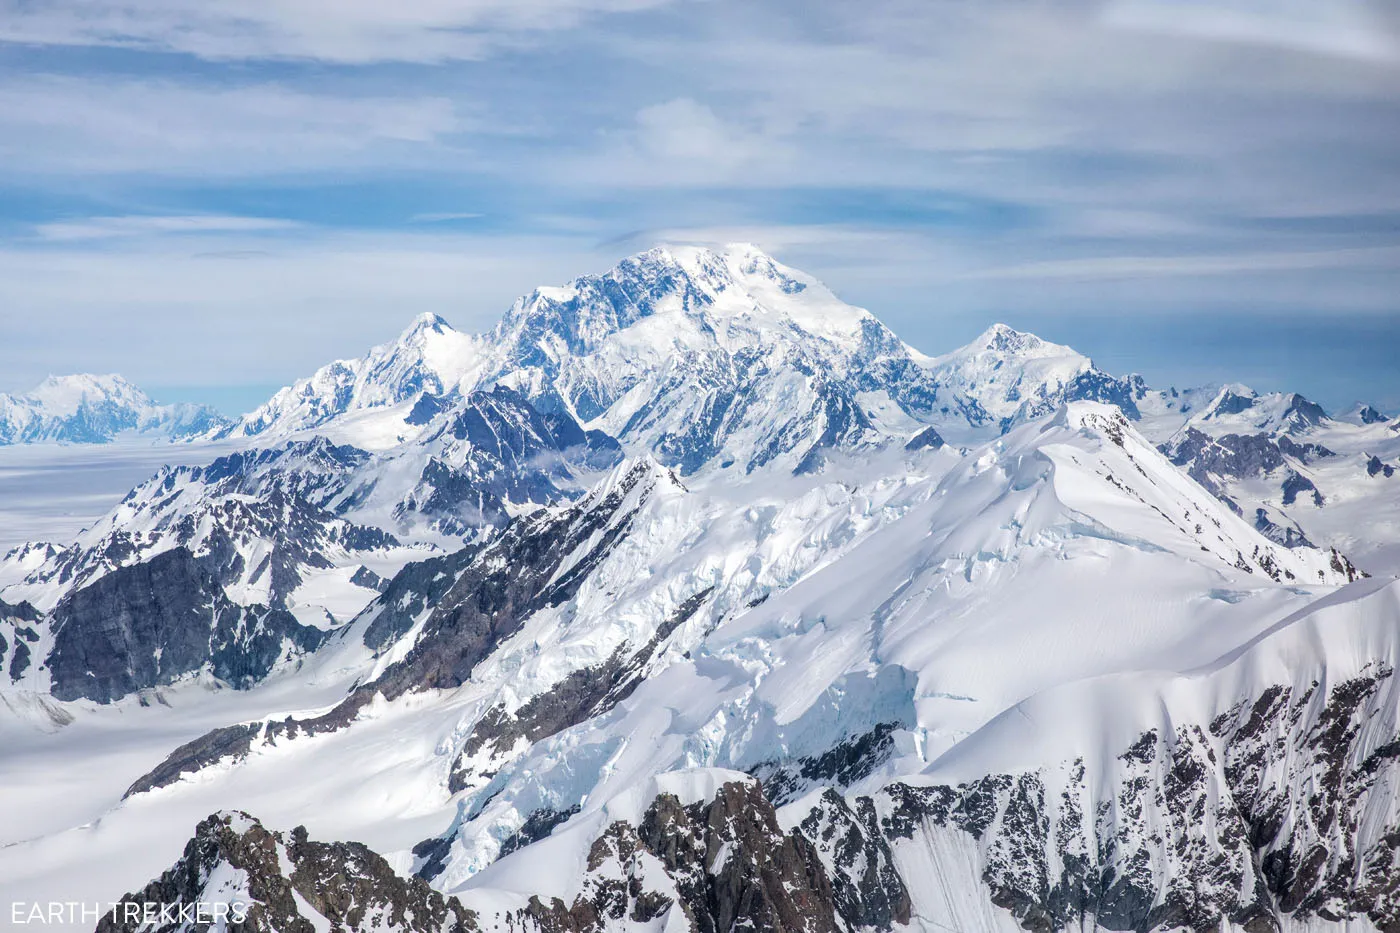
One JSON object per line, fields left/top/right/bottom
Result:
{"left": 1, "top": 0, "right": 1397, "bottom": 415}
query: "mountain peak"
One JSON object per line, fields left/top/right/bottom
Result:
{"left": 975, "top": 323, "right": 1047, "bottom": 355}
{"left": 399, "top": 311, "right": 456, "bottom": 342}
{"left": 22, "top": 373, "right": 150, "bottom": 417}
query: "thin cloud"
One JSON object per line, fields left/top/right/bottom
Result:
{"left": 410, "top": 212, "right": 486, "bottom": 223}
{"left": 1104, "top": 0, "right": 1400, "bottom": 63}
{"left": 962, "top": 246, "right": 1400, "bottom": 282}
{"left": 0, "top": 77, "right": 467, "bottom": 174}
{"left": 36, "top": 215, "right": 301, "bottom": 241}
{"left": 0, "top": 0, "right": 672, "bottom": 63}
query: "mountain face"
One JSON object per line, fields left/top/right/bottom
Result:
{"left": 0, "top": 374, "right": 227, "bottom": 444}
{"left": 218, "top": 246, "right": 1142, "bottom": 473}
{"left": 96, "top": 811, "right": 477, "bottom": 933}
{"left": 45, "top": 548, "right": 326, "bottom": 703}
{"left": 116, "top": 407, "right": 1374, "bottom": 929}
{"left": 3, "top": 245, "right": 1400, "bottom": 933}
{"left": 920, "top": 323, "right": 1144, "bottom": 430}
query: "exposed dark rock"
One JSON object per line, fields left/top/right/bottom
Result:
{"left": 405, "top": 391, "right": 453, "bottom": 425}
{"left": 787, "top": 665, "right": 1400, "bottom": 933}
{"left": 0, "top": 596, "right": 41, "bottom": 623}
{"left": 799, "top": 789, "right": 912, "bottom": 930}
{"left": 904, "top": 426, "right": 946, "bottom": 451}
{"left": 128, "top": 461, "right": 675, "bottom": 796}
{"left": 1064, "top": 370, "right": 1143, "bottom": 420}
{"left": 1281, "top": 394, "right": 1329, "bottom": 431}
{"left": 499, "top": 805, "right": 582, "bottom": 857}
{"left": 360, "top": 545, "right": 479, "bottom": 652}
{"left": 1164, "top": 429, "right": 1284, "bottom": 489}
{"left": 124, "top": 723, "right": 261, "bottom": 798}
{"left": 348, "top": 564, "right": 388, "bottom": 592}
{"left": 1253, "top": 508, "right": 1314, "bottom": 549}
{"left": 9, "top": 637, "right": 31, "bottom": 680}
{"left": 1281, "top": 470, "right": 1324, "bottom": 507}
{"left": 47, "top": 548, "right": 326, "bottom": 704}
{"left": 1276, "top": 435, "right": 1335, "bottom": 463}
{"left": 632, "top": 781, "right": 840, "bottom": 933}
{"left": 753, "top": 721, "right": 902, "bottom": 806}
{"left": 370, "top": 459, "right": 671, "bottom": 703}
{"left": 95, "top": 811, "right": 477, "bottom": 933}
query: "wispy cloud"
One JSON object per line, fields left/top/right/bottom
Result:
{"left": 35, "top": 214, "right": 301, "bottom": 241}
{"left": 962, "top": 246, "right": 1400, "bottom": 282}
{"left": 0, "top": 0, "right": 672, "bottom": 63}
{"left": 410, "top": 212, "right": 485, "bottom": 223}
{"left": 1104, "top": 0, "right": 1400, "bottom": 62}
{"left": 0, "top": 0, "right": 1396, "bottom": 406}
{"left": 0, "top": 77, "right": 467, "bottom": 173}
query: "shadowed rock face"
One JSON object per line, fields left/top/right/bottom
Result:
{"left": 46, "top": 547, "right": 325, "bottom": 703}
{"left": 105, "top": 783, "right": 842, "bottom": 933}
{"left": 0, "top": 597, "right": 41, "bottom": 682}
{"left": 1160, "top": 427, "right": 1358, "bottom": 551}
{"left": 95, "top": 811, "right": 477, "bottom": 933}
{"left": 520, "top": 782, "right": 843, "bottom": 933}
{"left": 794, "top": 666, "right": 1400, "bottom": 933}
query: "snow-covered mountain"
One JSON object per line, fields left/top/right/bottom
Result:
{"left": 1152, "top": 384, "right": 1400, "bottom": 573}
{"left": 0, "top": 373, "right": 226, "bottom": 444}
{"left": 219, "top": 246, "right": 1146, "bottom": 471}
{"left": 214, "top": 313, "right": 482, "bottom": 448}
{"left": 0, "top": 387, "right": 622, "bottom": 624}
{"left": 2, "top": 245, "right": 1399, "bottom": 933}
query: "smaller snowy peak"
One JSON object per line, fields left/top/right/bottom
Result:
{"left": 27, "top": 373, "right": 145, "bottom": 415}
{"left": 0, "top": 373, "right": 226, "bottom": 444}
{"left": 923, "top": 323, "right": 1132, "bottom": 429}
{"left": 1036, "top": 402, "right": 1357, "bottom": 584}
{"left": 575, "top": 454, "right": 685, "bottom": 515}
{"left": 1341, "top": 402, "right": 1391, "bottom": 426}
{"left": 218, "top": 311, "right": 482, "bottom": 445}
{"left": 405, "top": 310, "right": 452, "bottom": 334}
{"left": 975, "top": 322, "right": 1052, "bottom": 356}
{"left": 1186, "top": 385, "right": 1331, "bottom": 437}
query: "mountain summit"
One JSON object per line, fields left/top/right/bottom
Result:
{"left": 217, "top": 310, "right": 482, "bottom": 446}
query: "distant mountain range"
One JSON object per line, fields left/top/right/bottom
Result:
{"left": 0, "top": 373, "right": 226, "bottom": 444}
{"left": 2, "top": 245, "right": 1399, "bottom": 933}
